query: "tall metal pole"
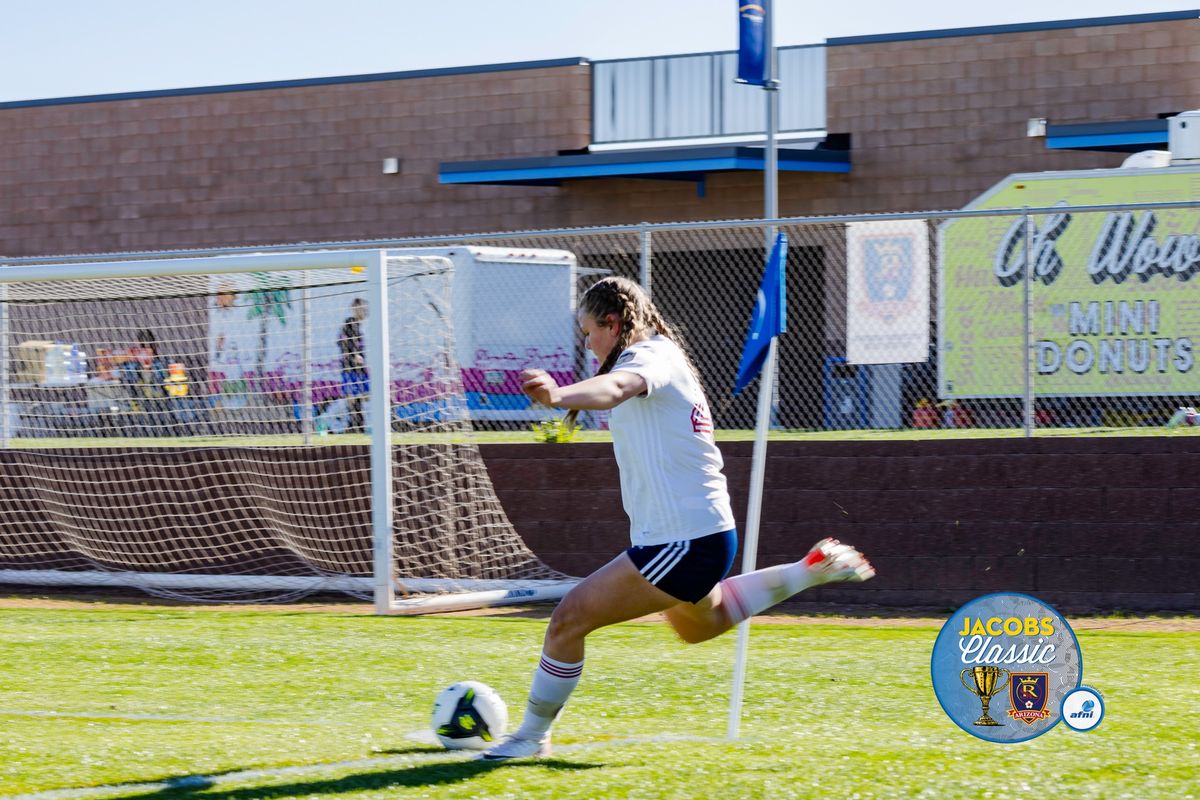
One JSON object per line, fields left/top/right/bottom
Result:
{"left": 730, "top": 7, "right": 779, "bottom": 741}
{"left": 0, "top": 282, "right": 8, "bottom": 448}
{"left": 639, "top": 224, "right": 653, "bottom": 298}
{"left": 764, "top": 8, "right": 779, "bottom": 239}
{"left": 301, "top": 284, "right": 312, "bottom": 444}
{"left": 1022, "top": 210, "right": 1034, "bottom": 438}
{"left": 764, "top": 12, "right": 781, "bottom": 430}
{"left": 366, "top": 251, "right": 395, "bottom": 614}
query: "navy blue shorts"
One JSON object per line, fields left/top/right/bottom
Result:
{"left": 625, "top": 529, "right": 737, "bottom": 604}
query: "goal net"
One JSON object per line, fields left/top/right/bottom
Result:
{"left": 0, "top": 249, "right": 577, "bottom": 613}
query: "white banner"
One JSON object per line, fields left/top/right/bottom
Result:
{"left": 208, "top": 271, "right": 372, "bottom": 418}
{"left": 846, "top": 220, "right": 930, "bottom": 364}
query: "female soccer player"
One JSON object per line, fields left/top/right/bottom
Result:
{"left": 482, "top": 276, "right": 874, "bottom": 760}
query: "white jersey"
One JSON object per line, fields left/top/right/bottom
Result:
{"left": 608, "top": 335, "right": 735, "bottom": 546}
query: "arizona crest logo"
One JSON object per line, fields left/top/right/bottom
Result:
{"left": 1008, "top": 672, "right": 1052, "bottom": 725}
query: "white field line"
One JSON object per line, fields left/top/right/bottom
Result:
{"left": 0, "top": 709, "right": 304, "bottom": 725}
{"left": 5, "top": 752, "right": 466, "bottom": 800}
{"left": 7, "top": 732, "right": 727, "bottom": 800}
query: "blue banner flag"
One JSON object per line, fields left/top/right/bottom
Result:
{"left": 736, "top": 1, "right": 770, "bottom": 86}
{"left": 734, "top": 232, "right": 787, "bottom": 395}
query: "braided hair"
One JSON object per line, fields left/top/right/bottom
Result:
{"left": 563, "top": 276, "right": 700, "bottom": 430}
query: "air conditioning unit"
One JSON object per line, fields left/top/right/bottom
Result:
{"left": 1168, "top": 110, "right": 1200, "bottom": 165}
{"left": 1121, "top": 150, "right": 1171, "bottom": 169}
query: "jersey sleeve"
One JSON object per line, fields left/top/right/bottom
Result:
{"left": 610, "top": 340, "right": 671, "bottom": 395}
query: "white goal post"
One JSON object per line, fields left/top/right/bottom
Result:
{"left": 0, "top": 248, "right": 578, "bottom": 614}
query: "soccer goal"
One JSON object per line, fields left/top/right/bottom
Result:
{"left": 0, "top": 249, "right": 578, "bottom": 614}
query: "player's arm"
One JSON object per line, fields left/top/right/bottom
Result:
{"left": 521, "top": 369, "right": 646, "bottom": 410}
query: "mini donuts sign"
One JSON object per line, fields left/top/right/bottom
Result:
{"left": 937, "top": 168, "right": 1200, "bottom": 399}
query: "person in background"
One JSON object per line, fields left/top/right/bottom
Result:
{"left": 481, "top": 276, "right": 876, "bottom": 761}
{"left": 339, "top": 298, "right": 369, "bottom": 433}
{"left": 211, "top": 284, "right": 251, "bottom": 409}
{"left": 120, "top": 329, "right": 171, "bottom": 435}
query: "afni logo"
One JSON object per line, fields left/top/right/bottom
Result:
{"left": 1061, "top": 687, "right": 1105, "bottom": 732}
{"left": 1069, "top": 700, "right": 1096, "bottom": 719}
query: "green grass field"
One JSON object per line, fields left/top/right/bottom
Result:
{"left": 1, "top": 602, "right": 1196, "bottom": 799}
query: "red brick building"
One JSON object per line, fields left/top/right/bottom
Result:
{"left": 1, "top": 10, "right": 1194, "bottom": 257}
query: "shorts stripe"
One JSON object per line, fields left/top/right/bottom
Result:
{"left": 636, "top": 541, "right": 682, "bottom": 583}
{"left": 624, "top": 529, "right": 737, "bottom": 604}
{"left": 636, "top": 541, "right": 679, "bottom": 583}
{"left": 642, "top": 540, "right": 691, "bottom": 585}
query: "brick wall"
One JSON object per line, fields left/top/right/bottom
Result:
{"left": 3, "top": 16, "right": 1197, "bottom": 256}
{"left": 481, "top": 437, "right": 1200, "bottom": 612}
{"left": 0, "top": 65, "right": 590, "bottom": 256}
{"left": 823, "top": 18, "right": 1200, "bottom": 214}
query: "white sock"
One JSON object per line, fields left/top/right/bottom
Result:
{"left": 720, "top": 560, "right": 819, "bottom": 625}
{"left": 515, "top": 652, "right": 584, "bottom": 738}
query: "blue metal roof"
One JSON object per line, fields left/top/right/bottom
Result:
{"left": 439, "top": 145, "right": 850, "bottom": 187}
{"left": 1045, "top": 119, "right": 1169, "bottom": 153}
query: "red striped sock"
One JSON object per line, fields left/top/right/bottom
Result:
{"left": 720, "top": 561, "right": 812, "bottom": 624}
{"left": 516, "top": 652, "right": 584, "bottom": 737}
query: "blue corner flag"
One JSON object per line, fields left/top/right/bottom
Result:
{"left": 733, "top": 232, "right": 787, "bottom": 395}
{"left": 736, "top": 1, "right": 770, "bottom": 86}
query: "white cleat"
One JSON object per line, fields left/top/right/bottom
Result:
{"left": 478, "top": 732, "right": 552, "bottom": 761}
{"left": 804, "top": 537, "right": 876, "bottom": 584}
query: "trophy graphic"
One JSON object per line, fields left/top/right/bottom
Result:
{"left": 959, "top": 666, "right": 1010, "bottom": 726}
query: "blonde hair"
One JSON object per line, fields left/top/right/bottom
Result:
{"left": 564, "top": 276, "right": 699, "bottom": 429}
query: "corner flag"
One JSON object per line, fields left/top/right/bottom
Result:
{"left": 736, "top": 1, "right": 770, "bottom": 86}
{"left": 733, "top": 232, "right": 787, "bottom": 395}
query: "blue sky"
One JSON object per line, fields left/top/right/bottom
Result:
{"left": 0, "top": 1, "right": 1195, "bottom": 102}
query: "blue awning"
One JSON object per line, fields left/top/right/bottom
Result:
{"left": 1045, "top": 119, "right": 1168, "bottom": 152}
{"left": 439, "top": 144, "right": 850, "bottom": 187}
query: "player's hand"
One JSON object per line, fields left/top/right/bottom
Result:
{"left": 520, "top": 369, "right": 559, "bottom": 407}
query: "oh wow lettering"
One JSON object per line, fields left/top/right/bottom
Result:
{"left": 993, "top": 210, "right": 1200, "bottom": 285}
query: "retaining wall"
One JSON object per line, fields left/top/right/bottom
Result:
{"left": 482, "top": 437, "right": 1200, "bottom": 612}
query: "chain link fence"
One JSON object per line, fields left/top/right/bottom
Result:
{"left": 448, "top": 201, "right": 1200, "bottom": 436}
{"left": 5, "top": 200, "right": 1199, "bottom": 438}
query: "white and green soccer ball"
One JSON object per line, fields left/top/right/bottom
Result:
{"left": 431, "top": 681, "right": 508, "bottom": 750}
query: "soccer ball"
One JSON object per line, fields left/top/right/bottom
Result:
{"left": 431, "top": 681, "right": 508, "bottom": 750}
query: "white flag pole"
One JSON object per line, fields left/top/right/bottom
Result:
{"left": 728, "top": 0, "right": 779, "bottom": 742}
{"left": 727, "top": 336, "right": 778, "bottom": 740}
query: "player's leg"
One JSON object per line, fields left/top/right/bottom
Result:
{"left": 663, "top": 538, "right": 876, "bottom": 644}
{"left": 486, "top": 530, "right": 739, "bottom": 760}
{"left": 482, "top": 552, "right": 681, "bottom": 760}
{"left": 716, "top": 537, "right": 875, "bottom": 628}
{"left": 662, "top": 584, "right": 731, "bottom": 643}
{"left": 341, "top": 370, "right": 366, "bottom": 432}
{"left": 543, "top": 550, "right": 682, "bottom": 662}
{"left": 638, "top": 529, "right": 738, "bottom": 643}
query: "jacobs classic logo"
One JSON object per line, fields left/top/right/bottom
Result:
{"left": 931, "top": 592, "right": 1082, "bottom": 742}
